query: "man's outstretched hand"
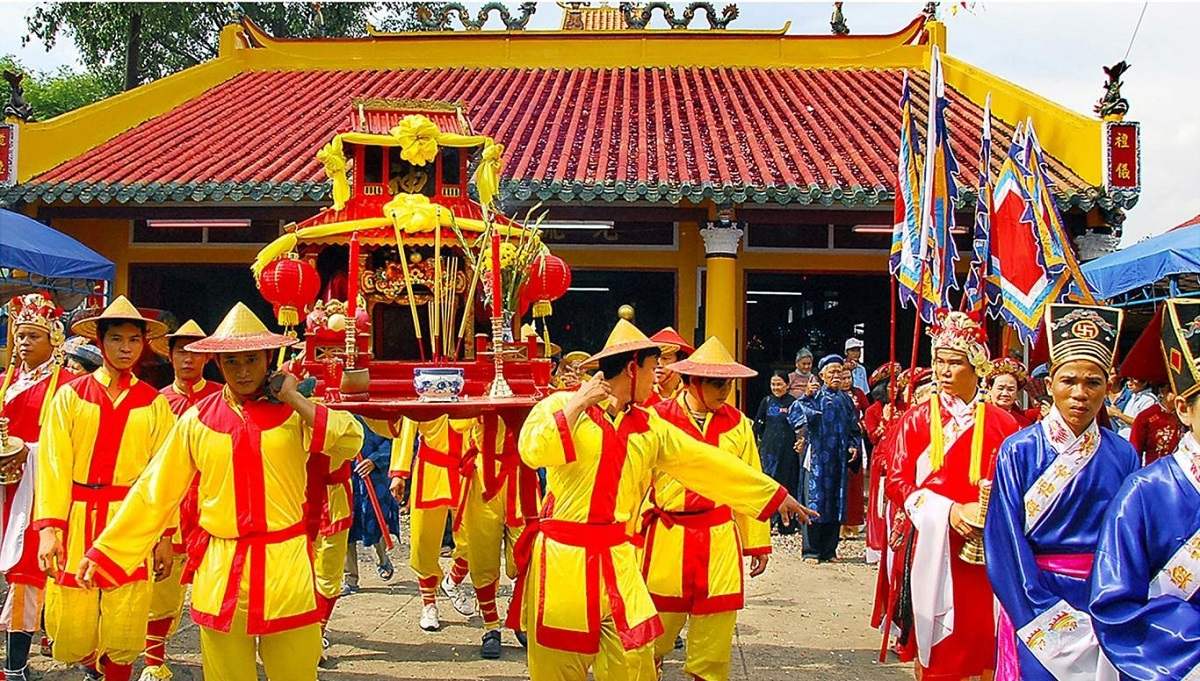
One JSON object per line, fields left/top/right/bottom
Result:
{"left": 776, "top": 494, "right": 819, "bottom": 527}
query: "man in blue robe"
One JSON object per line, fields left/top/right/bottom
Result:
{"left": 985, "top": 304, "right": 1138, "bottom": 681}
{"left": 1090, "top": 298, "right": 1200, "bottom": 681}
{"left": 795, "top": 354, "right": 858, "bottom": 562}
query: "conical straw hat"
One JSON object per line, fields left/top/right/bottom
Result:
{"left": 649, "top": 327, "right": 695, "bottom": 356}
{"left": 665, "top": 337, "right": 757, "bottom": 379}
{"left": 71, "top": 295, "right": 168, "bottom": 342}
{"left": 184, "top": 303, "right": 297, "bottom": 354}
{"left": 152, "top": 319, "right": 209, "bottom": 357}
{"left": 583, "top": 319, "right": 662, "bottom": 366}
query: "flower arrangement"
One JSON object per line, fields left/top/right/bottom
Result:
{"left": 450, "top": 204, "right": 548, "bottom": 316}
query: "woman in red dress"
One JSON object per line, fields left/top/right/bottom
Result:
{"left": 988, "top": 357, "right": 1033, "bottom": 428}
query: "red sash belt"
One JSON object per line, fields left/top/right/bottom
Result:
{"left": 643, "top": 505, "right": 732, "bottom": 531}
{"left": 182, "top": 520, "right": 307, "bottom": 585}
{"left": 72, "top": 482, "right": 131, "bottom": 552}
{"left": 504, "top": 518, "right": 631, "bottom": 631}
{"left": 326, "top": 464, "right": 353, "bottom": 486}
{"left": 418, "top": 443, "right": 459, "bottom": 469}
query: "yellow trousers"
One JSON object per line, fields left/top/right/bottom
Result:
{"left": 528, "top": 613, "right": 656, "bottom": 681}
{"left": 45, "top": 579, "right": 151, "bottom": 665}
{"left": 408, "top": 504, "right": 468, "bottom": 581}
{"left": 313, "top": 529, "right": 350, "bottom": 599}
{"left": 462, "top": 479, "right": 520, "bottom": 629}
{"left": 198, "top": 599, "right": 322, "bottom": 681}
{"left": 147, "top": 555, "right": 187, "bottom": 628}
{"left": 654, "top": 610, "right": 738, "bottom": 681}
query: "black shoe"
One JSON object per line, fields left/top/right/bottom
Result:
{"left": 481, "top": 630, "right": 502, "bottom": 659}
{"left": 674, "top": 635, "right": 684, "bottom": 650}
{"left": 514, "top": 630, "right": 528, "bottom": 648}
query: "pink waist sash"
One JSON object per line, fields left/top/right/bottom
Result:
{"left": 996, "top": 553, "right": 1095, "bottom": 681}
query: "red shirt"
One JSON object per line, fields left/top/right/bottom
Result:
{"left": 1128, "top": 402, "right": 1183, "bottom": 467}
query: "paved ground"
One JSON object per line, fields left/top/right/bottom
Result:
{"left": 27, "top": 534, "right": 912, "bottom": 680}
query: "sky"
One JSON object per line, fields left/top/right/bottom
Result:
{"left": 0, "top": 1, "right": 1195, "bottom": 245}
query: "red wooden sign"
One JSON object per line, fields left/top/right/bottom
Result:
{"left": 1105, "top": 121, "right": 1140, "bottom": 191}
{"left": 0, "top": 124, "right": 15, "bottom": 187}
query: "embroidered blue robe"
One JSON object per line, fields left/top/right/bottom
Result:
{"left": 795, "top": 386, "right": 857, "bottom": 522}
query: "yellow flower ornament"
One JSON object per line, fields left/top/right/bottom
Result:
{"left": 383, "top": 193, "right": 443, "bottom": 234}
{"left": 481, "top": 241, "right": 518, "bottom": 271}
{"left": 474, "top": 142, "right": 505, "bottom": 207}
{"left": 316, "top": 138, "right": 350, "bottom": 210}
{"left": 392, "top": 115, "right": 440, "bottom": 166}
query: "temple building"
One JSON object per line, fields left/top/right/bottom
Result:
{"left": 0, "top": 3, "right": 1139, "bottom": 406}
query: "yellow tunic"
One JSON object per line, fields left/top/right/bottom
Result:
{"left": 34, "top": 367, "right": 174, "bottom": 586}
{"left": 85, "top": 390, "right": 363, "bottom": 634}
{"left": 510, "top": 391, "right": 786, "bottom": 654}
{"left": 643, "top": 396, "right": 772, "bottom": 614}
{"left": 387, "top": 416, "right": 476, "bottom": 510}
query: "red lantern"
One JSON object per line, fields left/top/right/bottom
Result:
{"left": 258, "top": 255, "right": 321, "bottom": 327}
{"left": 524, "top": 254, "right": 572, "bottom": 318}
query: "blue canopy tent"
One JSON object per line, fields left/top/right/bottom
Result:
{"left": 1078, "top": 217, "right": 1200, "bottom": 307}
{"left": 0, "top": 208, "right": 113, "bottom": 308}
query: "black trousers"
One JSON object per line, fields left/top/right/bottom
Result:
{"left": 805, "top": 521, "right": 841, "bottom": 562}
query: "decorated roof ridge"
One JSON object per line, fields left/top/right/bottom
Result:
{"left": 350, "top": 97, "right": 465, "bottom": 112}
{"left": 0, "top": 177, "right": 1134, "bottom": 212}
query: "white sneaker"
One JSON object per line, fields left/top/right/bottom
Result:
{"left": 140, "top": 664, "right": 174, "bottom": 681}
{"left": 441, "top": 574, "right": 476, "bottom": 617}
{"left": 419, "top": 603, "right": 441, "bottom": 632}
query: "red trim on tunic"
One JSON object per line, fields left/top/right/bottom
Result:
{"left": 585, "top": 406, "right": 649, "bottom": 524}
{"left": 756, "top": 485, "right": 788, "bottom": 521}
{"left": 411, "top": 435, "right": 464, "bottom": 510}
{"left": 553, "top": 410, "right": 577, "bottom": 464}
{"left": 309, "top": 405, "right": 329, "bottom": 454}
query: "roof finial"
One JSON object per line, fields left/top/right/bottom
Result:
{"left": 412, "top": 2, "right": 538, "bottom": 31}
{"left": 619, "top": 2, "right": 741, "bottom": 30}
{"left": 3, "top": 70, "right": 34, "bottom": 122}
{"left": 1094, "top": 61, "right": 1131, "bottom": 120}
{"left": 923, "top": 1, "right": 939, "bottom": 20}
{"left": 830, "top": 1, "right": 849, "bottom": 35}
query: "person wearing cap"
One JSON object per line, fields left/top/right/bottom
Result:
{"left": 1090, "top": 298, "right": 1200, "bottom": 680}
{"left": 512, "top": 319, "right": 814, "bottom": 680}
{"left": 62, "top": 337, "right": 102, "bottom": 375}
{"left": 386, "top": 416, "right": 475, "bottom": 631}
{"left": 844, "top": 338, "right": 870, "bottom": 394}
{"left": 884, "top": 311, "right": 1020, "bottom": 680}
{"left": 838, "top": 364, "right": 869, "bottom": 539}
{"left": 137, "top": 319, "right": 221, "bottom": 681}
{"left": 987, "top": 357, "right": 1033, "bottom": 428}
{"left": 644, "top": 327, "right": 694, "bottom": 407}
{"left": 32, "top": 295, "right": 176, "bottom": 681}
{"left": 792, "top": 354, "right": 858, "bottom": 561}
{"left": 640, "top": 337, "right": 771, "bottom": 679}
{"left": 73, "top": 302, "right": 363, "bottom": 681}
{"left": 0, "top": 294, "right": 75, "bottom": 681}
{"left": 787, "top": 347, "right": 815, "bottom": 399}
{"left": 984, "top": 304, "right": 1138, "bottom": 681}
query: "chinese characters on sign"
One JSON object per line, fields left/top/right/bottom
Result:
{"left": 0, "top": 124, "right": 16, "bottom": 187}
{"left": 1105, "top": 121, "right": 1139, "bottom": 192}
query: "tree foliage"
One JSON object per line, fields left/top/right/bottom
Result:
{"left": 1, "top": 55, "right": 116, "bottom": 120}
{"left": 23, "top": 2, "right": 427, "bottom": 92}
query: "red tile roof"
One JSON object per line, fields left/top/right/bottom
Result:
{"left": 14, "top": 66, "right": 1102, "bottom": 209}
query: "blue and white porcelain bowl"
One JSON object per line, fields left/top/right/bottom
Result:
{"left": 414, "top": 367, "right": 465, "bottom": 402}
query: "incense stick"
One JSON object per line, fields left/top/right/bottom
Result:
{"left": 390, "top": 221, "right": 425, "bottom": 362}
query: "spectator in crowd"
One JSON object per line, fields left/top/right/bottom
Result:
{"left": 1127, "top": 383, "right": 1183, "bottom": 466}
{"left": 844, "top": 338, "right": 869, "bottom": 394}
{"left": 344, "top": 415, "right": 399, "bottom": 595}
{"left": 787, "top": 348, "right": 815, "bottom": 398}
{"left": 987, "top": 358, "right": 1033, "bottom": 427}
{"left": 1108, "top": 376, "right": 1156, "bottom": 438}
{"left": 794, "top": 356, "right": 858, "bottom": 561}
{"left": 61, "top": 336, "right": 102, "bottom": 374}
{"left": 753, "top": 370, "right": 797, "bottom": 487}
{"left": 839, "top": 366, "right": 868, "bottom": 538}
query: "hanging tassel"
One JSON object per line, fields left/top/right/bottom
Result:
{"left": 0, "top": 362, "right": 14, "bottom": 410}
{"left": 929, "top": 386, "right": 945, "bottom": 472}
{"left": 277, "top": 305, "right": 300, "bottom": 328}
{"left": 532, "top": 300, "right": 552, "bottom": 318}
{"left": 969, "top": 391, "right": 988, "bottom": 484}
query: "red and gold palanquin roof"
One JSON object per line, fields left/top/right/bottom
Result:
{"left": 4, "top": 16, "right": 1120, "bottom": 211}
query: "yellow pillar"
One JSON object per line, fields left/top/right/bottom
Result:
{"left": 699, "top": 224, "right": 743, "bottom": 357}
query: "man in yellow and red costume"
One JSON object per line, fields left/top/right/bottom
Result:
{"left": 643, "top": 327, "right": 693, "bottom": 407}
{"left": 641, "top": 336, "right": 772, "bottom": 680}
{"left": 309, "top": 415, "right": 354, "bottom": 664}
{"left": 76, "top": 302, "right": 364, "bottom": 681}
{"left": 513, "top": 319, "right": 815, "bottom": 680}
{"left": 387, "top": 416, "right": 474, "bottom": 631}
{"left": 884, "top": 311, "right": 1019, "bottom": 680}
{"left": 140, "top": 319, "right": 220, "bottom": 681}
{"left": 34, "top": 296, "right": 175, "bottom": 681}
{"left": 0, "top": 294, "right": 73, "bottom": 681}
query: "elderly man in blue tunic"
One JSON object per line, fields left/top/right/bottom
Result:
{"left": 985, "top": 304, "right": 1138, "bottom": 681}
{"left": 794, "top": 354, "right": 859, "bottom": 563}
{"left": 1090, "top": 298, "right": 1200, "bottom": 681}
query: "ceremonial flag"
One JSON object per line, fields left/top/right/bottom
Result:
{"left": 890, "top": 71, "right": 924, "bottom": 308}
{"left": 915, "top": 45, "right": 960, "bottom": 322}
{"left": 988, "top": 123, "right": 1068, "bottom": 343}
{"left": 963, "top": 94, "right": 992, "bottom": 314}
